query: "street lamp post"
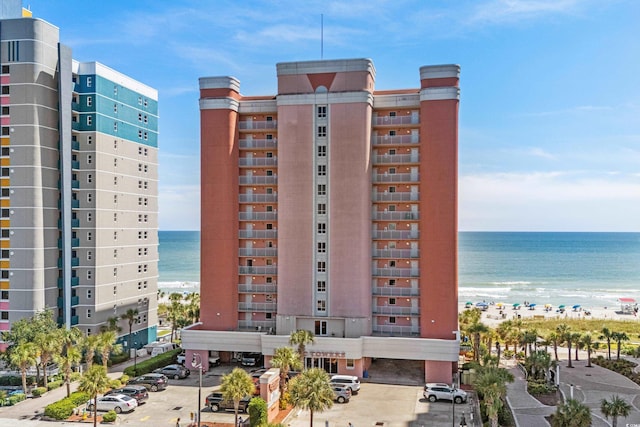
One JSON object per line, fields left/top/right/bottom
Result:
{"left": 133, "top": 341, "right": 138, "bottom": 376}
{"left": 191, "top": 354, "right": 202, "bottom": 427}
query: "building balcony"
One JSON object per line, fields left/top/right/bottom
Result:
{"left": 373, "top": 153, "right": 419, "bottom": 164}
{"left": 372, "top": 267, "right": 419, "bottom": 278}
{"left": 372, "top": 230, "right": 419, "bottom": 240}
{"left": 238, "top": 320, "right": 276, "bottom": 331}
{"left": 58, "top": 277, "right": 80, "bottom": 288}
{"left": 372, "top": 286, "right": 419, "bottom": 296}
{"left": 57, "top": 238, "right": 80, "bottom": 248}
{"left": 71, "top": 161, "right": 80, "bottom": 170}
{"left": 239, "top": 230, "right": 278, "bottom": 239}
{"left": 58, "top": 219, "right": 80, "bottom": 228}
{"left": 239, "top": 248, "right": 278, "bottom": 257}
{"left": 374, "top": 115, "right": 419, "bottom": 126}
{"left": 239, "top": 139, "right": 277, "bottom": 149}
{"left": 71, "top": 121, "right": 80, "bottom": 131}
{"left": 239, "top": 266, "right": 277, "bottom": 275}
{"left": 372, "top": 248, "right": 419, "bottom": 258}
{"left": 238, "top": 120, "right": 277, "bottom": 130}
{"left": 239, "top": 175, "right": 277, "bottom": 185}
{"left": 239, "top": 212, "right": 278, "bottom": 221}
{"left": 372, "top": 325, "right": 419, "bottom": 336}
{"left": 58, "top": 258, "right": 80, "bottom": 268}
{"left": 239, "top": 157, "right": 278, "bottom": 167}
{"left": 71, "top": 180, "right": 80, "bottom": 189}
{"left": 57, "top": 296, "right": 80, "bottom": 307}
{"left": 372, "top": 305, "right": 419, "bottom": 315}
{"left": 238, "top": 302, "right": 277, "bottom": 312}
{"left": 72, "top": 140, "right": 80, "bottom": 151}
{"left": 373, "top": 173, "right": 419, "bottom": 183}
{"left": 373, "top": 192, "right": 418, "bottom": 202}
{"left": 373, "top": 134, "right": 419, "bottom": 145}
{"left": 58, "top": 315, "right": 80, "bottom": 325}
{"left": 239, "top": 194, "right": 278, "bottom": 203}
{"left": 238, "top": 284, "right": 277, "bottom": 293}
{"left": 373, "top": 211, "right": 419, "bottom": 221}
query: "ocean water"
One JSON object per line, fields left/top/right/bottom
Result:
{"left": 159, "top": 231, "right": 640, "bottom": 310}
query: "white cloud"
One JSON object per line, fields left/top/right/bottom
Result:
{"left": 466, "top": 0, "right": 586, "bottom": 26}
{"left": 527, "top": 147, "right": 556, "bottom": 160}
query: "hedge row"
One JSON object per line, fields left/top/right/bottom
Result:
{"left": 123, "top": 348, "right": 181, "bottom": 377}
{"left": 7, "top": 393, "right": 26, "bottom": 406}
{"left": 0, "top": 376, "right": 31, "bottom": 386}
{"left": 32, "top": 387, "right": 48, "bottom": 397}
{"left": 44, "top": 391, "right": 89, "bottom": 420}
{"left": 47, "top": 380, "right": 63, "bottom": 391}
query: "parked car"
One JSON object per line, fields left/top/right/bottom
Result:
{"left": 330, "top": 375, "right": 360, "bottom": 394}
{"left": 128, "top": 373, "right": 168, "bottom": 392}
{"left": 332, "top": 385, "right": 351, "bottom": 403}
{"left": 241, "top": 352, "right": 263, "bottom": 367}
{"left": 177, "top": 351, "right": 220, "bottom": 367}
{"left": 206, "top": 392, "right": 251, "bottom": 413}
{"left": 154, "top": 364, "right": 190, "bottom": 379}
{"left": 176, "top": 350, "right": 186, "bottom": 365}
{"left": 423, "top": 383, "right": 468, "bottom": 403}
{"left": 86, "top": 394, "right": 137, "bottom": 413}
{"left": 105, "top": 385, "right": 149, "bottom": 404}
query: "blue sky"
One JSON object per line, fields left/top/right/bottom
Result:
{"left": 28, "top": 0, "right": 640, "bottom": 231}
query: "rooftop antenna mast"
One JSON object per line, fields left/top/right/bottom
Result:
{"left": 321, "top": 14, "right": 324, "bottom": 59}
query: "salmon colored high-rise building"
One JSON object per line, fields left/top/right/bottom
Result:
{"left": 182, "top": 58, "right": 460, "bottom": 384}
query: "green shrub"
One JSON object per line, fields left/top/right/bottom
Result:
{"left": 8, "top": 393, "right": 26, "bottom": 405}
{"left": 47, "top": 380, "right": 63, "bottom": 391}
{"left": 110, "top": 379, "right": 122, "bottom": 389}
{"left": 44, "top": 391, "right": 89, "bottom": 420}
{"left": 0, "top": 376, "right": 22, "bottom": 386}
{"left": 248, "top": 397, "right": 267, "bottom": 427}
{"left": 527, "top": 380, "right": 556, "bottom": 395}
{"left": 119, "top": 374, "right": 129, "bottom": 384}
{"left": 32, "top": 387, "right": 48, "bottom": 397}
{"left": 109, "top": 352, "right": 130, "bottom": 366}
{"left": 102, "top": 410, "right": 117, "bottom": 423}
{"left": 123, "top": 348, "right": 181, "bottom": 377}
{"left": 70, "top": 372, "right": 82, "bottom": 382}
{"left": 69, "top": 391, "right": 89, "bottom": 406}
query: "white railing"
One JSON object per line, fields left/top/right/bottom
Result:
{"left": 373, "top": 192, "right": 418, "bottom": 202}
{"left": 372, "top": 306, "right": 419, "bottom": 315}
{"left": 372, "top": 230, "right": 419, "bottom": 239}
{"left": 239, "top": 212, "right": 278, "bottom": 221}
{"left": 374, "top": 115, "right": 419, "bottom": 126}
{"left": 372, "top": 249, "right": 419, "bottom": 258}
{"left": 239, "top": 139, "right": 277, "bottom": 149}
{"left": 373, "top": 211, "right": 419, "bottom": 221}
{"left": 372, "top": 325, "right": 419, "bottom": 336}
{"left": 238, "top": 302, "right": 277, "bottom": 311}
{"left": 239, "top": 266, "right": 277, "bottom": 275}
{"left": 374, "top": 134, "right": 419, "bottom": 145}
{"left": 373, "top": 153, "right": 419, "bottom": 164}
{"left": 239, "top": 157, "right": 278, "bottom": 167}
{"left": 238, "top": 284, "right": 277, "bottom": 293}
{"left": 373, "top": 173, "right": 419, "bottom": 183}
{"left": 239, "top": 194, "right": 278, "bottom": 203}
{"left": 239, "top": 175, "right": 277, "bottom": 185}
{"left": 238, "top": 248, "right": 278, "bottom": 257}
{"left": 372, "top": 267, "right": 419, "bottom": 277}
{"left": 238, "top": 120, "right": 277, "bottom": 130}
{"left": 238, "top": 230, "right": 278, "bottom": 239}
{"left": 372, "top": 286, "right": 420, "bottom": 296}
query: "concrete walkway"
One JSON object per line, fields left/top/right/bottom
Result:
{"left": 507, "top": 355, "right": 640, "bottom": 427}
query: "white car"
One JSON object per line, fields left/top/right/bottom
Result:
{"left": 330, "top": 375, "right": 360, "bottom": 394}
{"left": 87, "top": 394, "right": 138, "bottom": 413}
{"left": 423, "top": 383, "right": 468, "bottom": 403}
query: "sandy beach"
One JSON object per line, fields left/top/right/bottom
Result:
{"left": 460, "top": 301, "right": 640, "bottom": 328}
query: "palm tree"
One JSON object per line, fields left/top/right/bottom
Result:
{"left": 185, "top": 292, "right": 200, "bottom": 324}
{"left": 97, "top": 330, "right": 118, "bottom": 369}
{"left": 546, "top": 331, "right": 560, "bottom": 361}
{"left": 600, "top": 327, "right": 613, "bottom": 360}
{"left": 600, "top": 395, "right": 632, "bottom": 427}
{"left": 556, "top": 324, "right": 573, "bottom": 368}
{"left": 35, "top": 330, "right": 61, "bottom": 387}
{"left": 571, "top": 332, "right": 582, "bottom": 361}
{"left": 100, "top": 316, "right": 122, "bottom": 333}
{"left": 611, "top": 332, "right": 629, "bottom": 361}
{"left": 220, "top": 367, "right": 255, "bottom": 427}
{"left": 288, "top": 368, "right": 334, "bottom": 427}
{"left": 552, "top": 398, "right": 592, "bottom": 427}
{"left": 472, "top": 366, "right": 514, "bottom": 427}
{"left": 581, "top": 333, "right": 594, "bottom": 367}
{"left": 167, "top": 293, "right": 185, "bottom": 342}
{"left": 527, "top": 350, "right": 551, "bottom": 381}
{"left": 270, "top": 346, "right": 303, "bottom": 398}
{"left": 495, "top": 320, "right": 514, "bottom": 352}
{"left": 467, "top": 321, "right": 489, "bottom": 362}
{"left": 289, "top": 330, "right": 315, "bottom": 366}
{"left": 79, "top": 365, "right": 111, "bottom": 427}
{"left": 121, "top": 308, "right": 139, "bottom": 353}
{"left": 83, "top": 334, "right": 100, "bottom": 368}
{"left": 520, "top": 329, "right": 538, "bottom": 359}
{"left": 8, "top": 342, "right": 37, "bottom": 395}
{"left": 55, "top": 327, "right": 83, "bottom": 397}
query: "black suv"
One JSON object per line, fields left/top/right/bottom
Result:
{"left": 105, "top": 385, "right": 149, "bottom": 403}
{"left": 206, "top": 392, "right": 251, "bottom": 413}
{"left": 241, "top": 353, "right": 263, "bottom": 367}
{"left": 128, "top": 373, "right": 168, "bottom": 392}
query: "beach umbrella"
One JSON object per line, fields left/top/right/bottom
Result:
{"left": 512, "top": 303, "right": 520, "bottom": 307}
{"left": 558, "top": 304, "right": 566, "bottom": 309}
{"left": 544, "top": 304, "right": 552, "bottom": 308}
{"left": 529, "top": 303, "right": 537, "bottom": 308}
{"left": 572, "top": 304, "right": 581, "bottom": 310}
{"left": 496, "top": 302, "right": 505, "bottom": 308}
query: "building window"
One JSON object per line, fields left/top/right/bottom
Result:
{"left": 317, "top": 203, "right": 326, "bottom": 215}
{"left": 86, "top": 116, "right": 92, "bottom": 126}
{"left": 346, "top": 359, "right": 355, "bottom": 369}
{"left": 317, "top": 184, "right": 326, "bottom": 196}
{"left": 388, "top": 186, "right": 396, "bottom": 193}
{"left": 266, "top": 187, "right": 273, "bottom": 194}
{"left": 113, "top": 231, "right": 118, "bottom": 240}
{"left": 87, "top": 232, "right": 92, "bottom": 241}
{"left": 138, "top": 96, "right": 142, "bottom": 105}
{"left": 113, "top": 268, "right": 118, "bottom": 277}
{"left": 389, "top": 260, "right": 396, "bottom": 268}
{"left": 1, "top": 65, "right": 8, "bottom": 74}
{"left": 317, "top": 145, "right": 326, "bottom": 157}
{"left": 86, "top": 77, "right": 92, "bottom": 87}
{"left": 389, "top": 316, "right": 396, "bottom": 324}
{"left": 87, "top": 309, "right": 92, "bottom": 318}
{"left": 114, "top": 249, "right": 117, "bottom": 258}
{"left": 1, "top": 106, "right": 8, "bottom": 115}
{"left": 114, "top": 195, "right": 118, "bottom": 204}
{"left": 86, "top": 96, "right": 92, "bottom": 107}
{"left": 114, "top": 213, "right": 117, "bottom": 222}
{"left": 86, "top": 212, "right": 92, "bottom": 222}
{"left": 389, "top": 149, "right": 396, "bottom": 155}
{"left": 389, "top": 111, "right": 397, "bottom": 117}
{"left": 317, "top": 223, "right": 326, "bottom": 234}
{"left": 316, "top": 300, "right": 326, "bottom": 312}
{"left": 389, "top": 298, "right": 396, "bottom": 305}
{"left": 1, "top": 86, "right": 9, "bottom": 95}
{"left": 266, "top": 313, "right": 273, "bottom": 319}
{"left": 114, "top": 177, "right": 118, "bottom": 186}
{"left": 1, "top": 290, "right": 8, "bottom": 300}
{"left": 317, "top": 261, "right": 326, "bottom": 272}
{"left": 266, "top": 134, "right": 273, "bottom": 140}
{"left": 1, "top": 312, "right": 8, "bottom": 320}
{"left": 389, "top": 167, "right": 396, "bottom": 174}
{"left": 317, "top": 126, "right": 327, "bottom": 138}
{"left": 317, "top": 242, "right": 326, "bottom": 253}
{"left": 317, "top": 105, "right": 327, "bottom": 118}
{"left": 389, "top": 130, "right": 396, "bottom": 136}
{"left": 389, "top": 279, "right": 396, "bottom": 286}
{"left": 317, "top": 281, "right": 326, "bottom": 292}
{"left": 114, "top": 103, "right": 118, "bottom": 112}
{"left": 87, "top": 136, "right": 92, "bottom": 144}
{"left": 114, "top": 122, "right": 118, "bottom": 132}
{"left": 87, "top": 155, "right": 92, "bottom": 164}
{"left": 317, "top": 165, "right": 326, "bottom": 176}
{"left": 388, "top": 205, "right": 396, "bottom": 212}
{"left": 87, "top": 270, "right": 92, "bottom": 280}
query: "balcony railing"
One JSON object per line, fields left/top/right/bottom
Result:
{"left": 372, "top": 267, "right": 419, "bottom": 277}
{"left": 373, "top": 153, "right": 419, "bottom": 164}
{"left": 372, "top": 305, "right": 419, "bottom": 315}
{"left": 239, "top": 230, "right": 278, "bottom": 239}
{"left": 238, "top": 320, "right": 276, "bottom": 331}
{"left": 72, "top": 140, "right": 80, "bottom": 151}
{"left": 373, "top": 211, "right": 419, "bottom": 221}
{"left": 238, "top": 284, "right": 277, "bottom": 293}
{"left": 238, "top": 302, "right": 277, "bottom": 312}
{"left": 239, "top": 157, "right": 278, "bottom": 167}
{"left": 238, "top": 120, "right": 277, "bottom": 130}
{"left": 239, "top": 266, "right": 277, "bottom": 275}
{"left": 373, "top": 173, "right": 419, "bottom": 183}
{"left": 57, "top": 296, "right": 80, "bottom": 307}
{"left": 58, "top": 277, "right": 80, "bottom": 288}
{"left": 239, "top": 139, "right": 277, "bottom": 149}
{"left": 372, "top": 325, "right": 419, "bottom": 336}
{"left": 374, "top": 115, "right": 419, "bottom": 126}
{"left": 372, "top": 230, "right": 419, "bottom": 239}
{"left": 239, "top": 175, "right": 277, "bottom": 185}
{"left": 239, "top": 212, "right": 278, "bottom": 221}
{"left": 373, "top": 192, "right": 418, "bottom": 202}
{"left": 239, "top": 248, "right": 278, "bottom": 257}
{"left": 239, "top": 194, "right": 278, "bottom": 203}
{"left": 373, "top": 134, "right": 419, "bottom": 145}
{"left": 372, "top": 249, "right": 419, "bottom": 258}
{"left": 372, "top": 286, "right": 419, "bottom": 296}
